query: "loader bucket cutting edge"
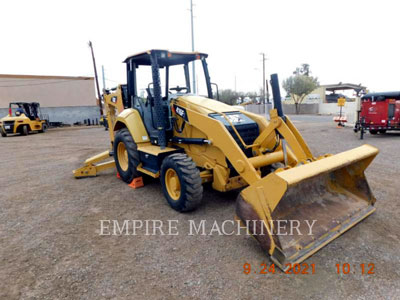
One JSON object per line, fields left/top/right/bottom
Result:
{"left": 236, "top": 144, "right": 379, "bottom": 270}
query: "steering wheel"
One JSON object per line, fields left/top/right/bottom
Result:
{"left": 169, "top": 86, "right": 189, "bottom": 93}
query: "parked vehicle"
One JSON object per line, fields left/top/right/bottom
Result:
{"left": 0, "top": 102, "right": 48, "bottom": 137}
{"left": 73, "top": 50, "right": 379, "bottom": 270}
{"left": 354, "top": 91, "right": 400, "bottom": 139}
{"left": 326, "top": 93, "right": 348, "bottom": 103}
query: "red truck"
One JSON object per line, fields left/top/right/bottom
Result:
{"left": 354, "top": 91, "right": 400, "bottom": 139}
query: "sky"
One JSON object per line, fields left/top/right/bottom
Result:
{"left": 1, "top": 0, "right": 399, "bottom": 95}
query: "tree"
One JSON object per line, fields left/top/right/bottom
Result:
{"left": 219, "top": 89, "right": 240, "bottom": 105}
{"left": 293, "top": 63, "right": 311, "bottom": 76}
{"left": 282, "top": 75, "right": 319, "bottom": 114}
{"left": 218, "top": 89, "right": 259, "bottom": 105}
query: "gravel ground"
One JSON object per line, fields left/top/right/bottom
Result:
{"left": 0, "top": 120, "right": 399, "bottom": 299}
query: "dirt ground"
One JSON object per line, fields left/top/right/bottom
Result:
{"left": 0, "top": 119, "right": 399, "bottom": 300}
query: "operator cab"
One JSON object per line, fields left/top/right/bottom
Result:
{"left": 9, "top": 102, "right": 42, "bottom": 120}
{"left": 123, "top": 50, "right": 217, "bottom": 147}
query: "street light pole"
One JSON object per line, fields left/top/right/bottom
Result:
{"left": 102, "top": 65, "right": 106, "bottom": 92}
{"left": 190, "top": 0, "right": 196, "bottom": 94}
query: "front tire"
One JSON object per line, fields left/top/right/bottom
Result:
{"left": 113, "top": 128, "right": 140, "bottom": 183}
{"left": 369, "top": 129, "right": 377, "bottom": 135}
{"left": 21, "top": 125, "right": 29, "bottom": 136}
{"left": 1, "top": 127, "right": 6, "bottom": 137}
{"left": 160, "top": 153, "right": 203, "bottom": 212}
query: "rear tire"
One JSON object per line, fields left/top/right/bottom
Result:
{"left": 113, "top": 128, "right": 140, "bottom": 183}
{"left": 160, "top": 153, "right": 203, "bottom": 212}
{"left": 21, "top": 125, "right": 28, "bottom": 136}
{"left": 39, "top": 123, "right": 48, "bottom": 133}
{"left": 1, "top": 127, "right": 6, "bottom": 137}
{"left": 369, "top": 129, "right": 377, "bottom": 135}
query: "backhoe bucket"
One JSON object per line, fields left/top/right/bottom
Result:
{"left": 236, "top": 144, "right": 379, "bottom": 271}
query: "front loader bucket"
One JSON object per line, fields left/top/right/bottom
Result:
{"left": 236, "top": 145, "right": 379, "bottom": 271}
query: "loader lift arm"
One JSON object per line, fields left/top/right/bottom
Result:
{"left": 234, "top": 75, "right": 379, "bottom": 271}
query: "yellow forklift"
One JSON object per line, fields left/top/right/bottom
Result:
{"left": 0, "top": 102, "right": 48, "bottom": 137}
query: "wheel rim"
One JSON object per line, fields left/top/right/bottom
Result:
{"left": 165, "top": 168, "right": 181, "bottom": 201}
{"left": 117, "top": 142, "right": 129, "bottom": 171}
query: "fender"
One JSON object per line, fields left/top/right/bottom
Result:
{"left": 14, "top": 119, "right": 31, "bottom": 133}
{"left": 113, "top": 108, "right": 150, "bottom": 144}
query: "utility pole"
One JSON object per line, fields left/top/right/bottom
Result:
{"left": 260, "top": 53, "right": 266, "bottom": 104}
{"left": 190, "top": 0, "right": 196, "bottom": 94}
{"left": 88, "top": 41, "right": 103, "bottom": 116}
{"left": 101, "top": 65, "right": 106, "bottom": 92}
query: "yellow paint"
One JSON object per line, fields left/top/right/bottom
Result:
{"left": 137, "top": 163, "right": 160, "bottom": 178}
{"left": 74, "top": 150, "right": 115, "bottom": 178}
{"left": 137, "top": 144, "right": 177, "bottom": 155}
{"left": 114, "top": 109, "right": 149, "bottom": 144}
{"left": 165, "top": 168, "right": 181, "bottom": 200}
{"left": 338, "top": 97, "right": 346, "bottom": 106}
{"left": 0, "top": 113, "right": 46, "bottom": 135}
{"left": 103, "top": 85, "right": 125, "bottom": 142}
{"left": 117, "top": 142, "right": 129, "bottom": 171}
{"left": 73, "top": 66, "right": 379, "bottom": 270}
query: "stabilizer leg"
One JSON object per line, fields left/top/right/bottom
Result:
{"left": 73, "top": 150, "right": 115, "bottom": 178}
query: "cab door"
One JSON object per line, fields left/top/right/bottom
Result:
{"left": 394, "top": 100, "right": 400, "bottom": 128}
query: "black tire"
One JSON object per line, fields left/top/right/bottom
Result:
{"left": 1, "top": 127, "right": 6, "bottom": 137}
{"left": 21, "top": 125, "right": 29, "bottom": 136}
{"left": 113, "top": 128, "right": 140, "bottom": 183}
{"left": 39, "top": 123, "right": 48, "bottom": 133}
{"left": 379, "top": 129, "right": 386, "bottom": 134}
{"left": 369, "top": 129, "right": 377, "bottom": 135}
{"left": 160, "top": 153, "right": 203, "bottom": 212}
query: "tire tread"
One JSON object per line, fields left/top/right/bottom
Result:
{"left": 161, "top": 153, "right": 203, "bottom": 212}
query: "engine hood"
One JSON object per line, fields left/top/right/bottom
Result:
{"left": 174, "top": 95, "right": 240, "bottom": 115}
{"left": 0, "top": 114, "right": 28, "bottom": 122}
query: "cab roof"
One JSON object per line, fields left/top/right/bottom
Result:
{"left": 10, "top": 102, "right": 40, "bottom": 106}
{"left": 123, "top": 50, "right": 208, "bottom": 67}
{"left": 362, "top": 91, "right": 400, "bottom": 100}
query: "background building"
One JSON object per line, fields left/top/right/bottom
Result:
{"left": 0, "top": 74, "right": 100, "bottom": 124}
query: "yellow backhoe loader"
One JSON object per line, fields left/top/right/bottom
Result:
{"left": 74, "top": 50, "right": 378, "bottom": 270}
